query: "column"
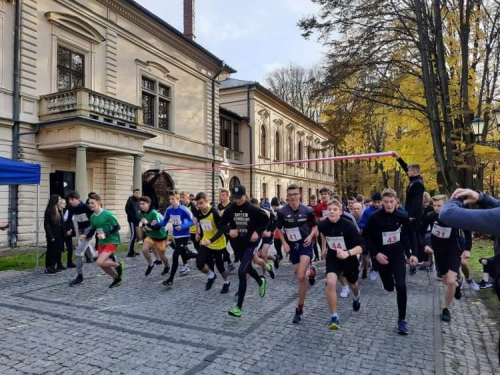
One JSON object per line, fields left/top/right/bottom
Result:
{"left": 75, "top": 146, "right": 88, "bottom": 198}
{"left": 133, "top": 154, "right": 143, "bottom": 193}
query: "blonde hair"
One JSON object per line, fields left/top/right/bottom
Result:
{"left": 423, "top": 192, "right": 431, "bottom": 203}
{"left": 220, "top": 188, "right": 229, "bottom": 195}
{"left": 432, "top": 194, "right": 448, "bottom": 203}
{"left": 327, "top": 199, "right": 343, "bottom": 209}
{"left": 381, "top": 188, "right": 398, "bottom": 199}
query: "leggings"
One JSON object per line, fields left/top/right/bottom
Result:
{"left": 196, "top": 246, "right": 226, "bottom": 275}
{"left": 235, "top": 246, "right": 262, "bottom": 309}
{"left": 190, "top": 233, "right": 200, "bottom": 251}
{"left": 167, "top": 237, "right": 189, "bottom": 281}
{"left": 377, "top": 251, "right": 407, "bottom": 321}
{"left": 274, "top": 238, "right": 283, "bottom": 259}
{"left": 128, "top": 222, "right": 137, "bottom": 254}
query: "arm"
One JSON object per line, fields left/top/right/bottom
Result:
{"left": 440, "top": 199, "right": 500, "bottom": 237}
{"left": 217, "top": 206, "right": 232, "bottom": 234}
{"left": 320, "top": 232, "right": 327, "bottom": 259}
{"left": 478, "top": 192, "right": 500, "bottom": 209}
{"left": 396, "top": 156, "right": 409, "bottom": 173}
{"left": 179, "top": 207, "right": 194, "bottom": 230}
{"left": 207, "top": 210, "right": 225, "bottom": 243}
{"left": 402, "top": 217, "right": 418, "bottom": 258}
{"left": 254, "top": 206, "right": 270, "bottom": 234}
{"left": 125, "top": 197, "right": 133, "bottom": 217}
{"left": 145, "top": 173, "right": 160, "bottom": 187}
{"left": 44, "top": 211, "right": 54, "bottom": 241}
{"left": 349, "top": 223, "right": 366, "bottom": 255}
{"left": 358, "top": 208, "right": 371, "bottom": 230}
{"left": 106, "top": 213, "right": 121, "bottom": 236}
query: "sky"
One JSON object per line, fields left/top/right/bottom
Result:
{"left": 135, "top": 0, "right": 326, "bottom": 83}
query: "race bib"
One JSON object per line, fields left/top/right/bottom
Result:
{"left": 382, "top": 229, "right": 400, "bottom": 245}
{"left": 326, "top": 236, "right": 347, "bottom": 251}
{"left": 96, "top": 228, "right": 105, "bottom": 235}
{"left": 285, "top": 227, "right": 302, "bottom": 242}
{"left": 322, "top": 210, "right": 328, "bottom": 218}
{"left": 171, "top": 215, "right": 181, "bottom": 226}
{"left": 74, "top": 213, "right": 89, "bottom": 223}
{"left": 200, "top": 220, "right": 213, "bottom": 232}
{"left": 431, "top": 224, "right": 452, "bottom": 239}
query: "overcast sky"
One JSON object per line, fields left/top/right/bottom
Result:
{"left": 135, "top": 0, "right": 326, "bottom": 83}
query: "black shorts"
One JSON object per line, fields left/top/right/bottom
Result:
{"left": 325, "top": 251, "right": 359, "bottom": 285}
{"left": 261, "top": 236, "right": 274, "bottom": 246}
{"left": 434, "top": 248, "right": 461, "bottom": 275}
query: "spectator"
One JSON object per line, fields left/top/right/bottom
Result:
{"left": 59, "top": 198, "right": 76, "bottom": 268}
{"left": 364, "top": 199, "right": 372, "bottom": 208}
{"left": 125, "top": 188, "right": 141, "bottom": 257}
{"left": 351, "top": 202, "right": 363, "bottom": 223}
{"left": 44, "top": 194, "right": 65, "bottom": 275}
{"left": 422, "top": 192, "right": 433, "bottom": 216}
{"left": 142, "top": 171, "right": 161, "bottom": 210}
{"left": 263, "top": 197, "right": 271, "bottom": 209}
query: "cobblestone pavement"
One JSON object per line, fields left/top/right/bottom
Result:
{"left": 0, "top": 251, "right": 498, "bottom": 374}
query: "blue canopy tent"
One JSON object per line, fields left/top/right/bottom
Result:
{"left": 0, "top": 157, "right": 42, "bottom": 265}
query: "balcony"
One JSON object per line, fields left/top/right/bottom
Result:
{"left": 39, "top": 88, "right": 143, "bottom": 129}
{"left": 217, "top": 147, "right": 244, "bottom": 164}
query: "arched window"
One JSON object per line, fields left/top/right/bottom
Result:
{"left": 261, "top": 125, "right": 267, "bottom": 157}
{"left": 275, "top": 132, "right": 280, "bottom": 161}
{"left": 219, "top": 175, "right": 225, "bottom": 188}
{"left": 298, "top": 140, "right": 303, "bottom": 167}
{"left": 307, "top": 145, "right": 312, "bottom": 170}
{"left": 323, "top": 151, "right": 327, "bottom": 174}
{"left": 142, "top": 170, "right": 175, "bottom": 213}
{"left": 288, "top": 136, "right": 293, "bottom": 160}
{"left": 315, "top": 150, "right": 320, "bottom": 172}
{"left": 229, "top": 176, "right": 241, "bottom": 189}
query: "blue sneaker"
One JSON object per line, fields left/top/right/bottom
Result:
{"left": 329, "top": 316, "right": 340, "bottom": 330}
{"left": 292, "top": 309, "right": 303, "bottom": 324}
{"left": 397, "top": 320, "right": 408, "bottom": 335}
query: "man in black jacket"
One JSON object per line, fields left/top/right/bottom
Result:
{"left": 395, "top": 153, "right": 425, "bottom": 274}
{"left": 125, "top": 189, "right": 141, "bottom": 257}
{"left": 142, "top": 171, "right": 161, "bottom": 210}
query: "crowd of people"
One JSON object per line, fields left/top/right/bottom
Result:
{"left": 40, "top": 156, "right": 500, "bottom": 336}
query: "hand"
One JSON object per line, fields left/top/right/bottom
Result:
{"left": 480, "top": 258, "right": 488, "bottom": 266}
{"left": 151, "top": 220, "right": 158, "bottom": 226}
{"left": 424, "top": 245, "right": 434, "bottom": 254}
{"left": 393, "top": 151, "right": 399, "bottom": 158}
{"left": 322, "top": 250, "right": 327, "bottom": 260}
{"left": 174, "top": 226, "right": 181, "bottom": 231}
{"left": 376, "top": 253, "right": 389, "bottom": 265}
{"left": 461, "top": 250, "right": 471, "bottom": 262}
{"left": 337, "top": 250, "right": 349, "bottom": 260}
{"left": 66, "top": 230, "right": 72, "bottom": 236}
{"left": 409, "top": 255, "right": 418, "bottom": 267}
{"left": 50, "top": 238, "right": 55, "bottom": 242}
{"left": 262, "top": 231, "right": 271, "bottom": 238}
{"left": 283, "top": 242, "right": 290, "bottom": 254}
{"left": 229, "top": 229, "right": 239, "bottom": 238}
{"left": 303, "top": 234, "right": 313, "bottom": 247}
{"left": 250, "top": 231, "right": 259, "bottom": 242}
{"left": 140, "top": 218, "right": 148, "bottom": 224}
{"left": 79, "top": 234, "right": 86, "bottom": 240}
{"left": 450, "top": 188, "right": 480, "bottom": 204}
{"left": 201, "top": 240, "right": 211, "bottom": 246}
{"left": 409, "top": 217, "right": 415, "bottom": 222}
{"left": 97, "top": 233, "right": 106, "bottom": 240}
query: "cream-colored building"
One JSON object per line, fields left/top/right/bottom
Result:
{"left": 219, "top": 78, "right": 335, "bottom": 201}
{"left": 0, "top": 0, "right": 236, "bottom": 248}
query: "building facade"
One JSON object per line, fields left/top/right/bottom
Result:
{"left": 219, "top": 78, "right": 335, "bottom": 202}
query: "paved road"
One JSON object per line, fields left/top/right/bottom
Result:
{"left": 0, "top": 252, "right": 498, "bottom": 375}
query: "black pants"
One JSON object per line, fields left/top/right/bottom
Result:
{"left": 64, "top": 236, "right": 74, "bottom": 264}
{"left": 313, "top": 239, "right": 320, "bottom": 260}
{"left": 46, "top": 239, "right": 63, "bottom": 269}
{"left": 128, "top": 222, "right": 137, "bottom": 255}
{"left": 167, "top": 237, "right": 189, "bottom": 281}
{"left": 222, "top": 248, "right": 233, "bottom": 265}
{"left": 274, "top": 238, "right": 283, "bottom": 259}
{"left": 235, "top": 246, "right": 261, "bottom": 309}
{"left": 409, "top": 220, "right": 426, "bottom": 262}
{"left": 196, "top": 246, "right": 226, "bottom": 275}
{"left": 190, "top": 233, "right": 200, "bottom": 251}
{"left": 377, "top": 251, "right": 407, "bottom": 321}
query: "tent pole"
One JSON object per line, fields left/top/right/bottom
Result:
{"left": 36, "top": 184, "right": 39, "bottom": 267}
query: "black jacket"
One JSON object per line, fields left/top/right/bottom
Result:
{"left": 397, "top": 157, "right": 425, "bottom": 218}
{"left": 142, "top": 173, "right": 160, "bottom": 209}
{"left": 44, "top": 208, "right": 64, "bottom": 242}
{"left": 125, "top": 196, "right": 141, "bottom": 224}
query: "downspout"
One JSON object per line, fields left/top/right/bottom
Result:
{"left": 247, "top": 85, "right": 253, "bottom": 197}
{"left": 211, "top": 62, "right": 225, "bottom": 204}
{"left": 9, "top": 0, "right": 22, "bottom": 248}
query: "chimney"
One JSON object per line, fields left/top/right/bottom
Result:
{"left": 184, "top": 0, "right": 195, "bottom": 40}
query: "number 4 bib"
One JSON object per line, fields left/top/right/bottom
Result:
{"left": 382, "top": 229, "right": 401, "bottom": 245}
{"left": 286, "top": 227, "right": 302, "bottom": 242}
{"left": 431, "top": 224, "right": 452, "bottom": 239}
{"left": 326, "top": 236, "right": 347, "bottom": 251}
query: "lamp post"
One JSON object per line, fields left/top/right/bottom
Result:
{"left": 471, "top": 115, "right": 485, "bottom": 142}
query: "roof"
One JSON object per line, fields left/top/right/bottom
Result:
{"left": 123, "top": 0, "right": 236, "bottom": 73}
{"left": 220, "top": 106, "right": 248, "bottom": 121}
{"left": 220, "top": 78, "right": 329, "bottom": 137}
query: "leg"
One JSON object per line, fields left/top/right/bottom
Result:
{"left": 236, "top": 247, "right": 262, "bottom": 309}
{"left": 296, "top": 255, "right": 311, "bottom": 307}
{"left": 325, "top": 272, "right": 339, "bottom": 315}
{"left": 142, "top": 240, "right": 153, "bottom": 264}
{"left": 45, "top": 241, "right": 55, "bottom": 270}
{"left": 167, "top": 242, "right": 183, "bottom": 282}
{"left": 443, "top": 271, "right": 458, "bottom": 309}
{"left": 213, "top": 250, "right": 228, "bottom": 279}
{"left": 274, "top": 238, "right": 283, "bottom": 259}
{"left": 127, "top": 222, "right": 137, "bottom": 256}
{"left": 96, "top": 250, "right": 120, "bottom": 278}
{"left": 390, "top": 254, "right": 408, "bottom": 321}
{"left": 196, "top": 246, "right": 211, "bottom": 274}
{"left": 65, "top": 236, "right": 75, "bottom": 266}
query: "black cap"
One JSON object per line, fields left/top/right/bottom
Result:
{"left": 231, "top": 185, "right": 246, "bottom": 198}
{"left": 371, "top": 192, "right": 382, "bottom": 201}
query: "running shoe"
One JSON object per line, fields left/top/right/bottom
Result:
{"left": 441, "top": 308, "right": 451, "bottom": 322}
{"left": 69, "top": 275, "right": 83, "bottom": 287}
{"left": 292, "top": 309, "right": 303, "bottom": 324}
{"left": 308, "top": 265, "right": 317, "bottom": 286}
{"left": 206, "top": 274, "right": 217, "bottom": 291}
{"left": 44, "top": 268, "right": 57, "bottom": 275}
{"left": 340, "top": 286, "right": 350, "bottom": 298}
{"left": 161, "top": 266, "right": 170, "bottom": 276}
{"left": 397, "top": 320, "right": 408, "bottom": 335}
{"left": 352, "top": 297, "right": 361, "bottom": 312}
{"left": 228, "top": 306, "right": 242, "bottom": 318}
{"left": 467, "top": 279, "right": 480, "bottom": 292}
{"left": 455, "top": 279, "right": 462, "bottom": 300}
{"left": 221, "top": 282, "right": 230, "bottom": 294}
{"left": 479, "top": 280, "right": 493, "bottom": 289}
{"left": 109, "top": 277, "right": 122, "bottom": 288}
{"left": 266, "top": 263, "right": 275, "bottom": 279}
{"left": 329, "top": 316, "right": 340, "bottom": 330}
{"left": 163, "top": 279, "right": 173, "bottom": 287}
{"left": 154, "top": 259, "right": 162, "bottom": 265}
{"left": 259, "top": 276, "right": 267, "bottom": 298}
{"left": 145, "top": 263, "right": 155, "bottom": 276}
{"left": 56, "top": 265, "right": 67, "bottom": 271}
{"left": 180, "top": 265, "right": 190, "bottom": 276}
{"left": 409, "top": 267, "right": 417, "bottom": 276}
{"left": 370, "top": 271, "right": 379, "bottom": 281}
{"left": 67, "top": 263, "right": 76, "bottom": 268}
{"left": 273, "top": 256, "right": 280, "bottom": 270}
{"left": 361, "top": 268, "right": 367, "bottom": 279}
{"left": 228, "top": 264, "right": 236, "bottom": 274}
{"left": 116, "top": 262, "right": 124, "bottom": 278}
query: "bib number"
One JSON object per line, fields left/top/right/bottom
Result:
{"left": 286, "top": 227, "right": 302, "bottom": 242}
{"left": 431, "top": 224, "right": 452, "bottom": 239}
{"left": 200, "top": 221, "right": 213, "bottom": 232}
{"left": 326, "top": 236, "right": 347, "bottom": 251}
{"left": 322, "top": 210, "right": 328, "bottom": 218}
{"left": 171, "top": 215, "right": 181, "bottom": 226}
{"left": 74, "top": 213, "right": 88, "bottom": 223}
{"left": 382, "top": 229, "right": 400, "bottom": 245}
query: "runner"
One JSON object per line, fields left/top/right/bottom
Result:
{"left": 319, "top": 199, "right": 363, "bottom": 329}
{"left": 67, "top": 191, "right": 98, "bottom": 287}
{"left": 359, "top": 192, "right": 383, "bottom": 281}
{"left": 219, "top": 185, "right": 269, "bottom": 318}
{"left": 81, "top": 193, "right": 124, "bottom": 288}
{"left": 194, "top": 192, "right": 230, "bottom": 293}
{"left": 478, "top": 257, "right": 495, "bottom": 289}
{"left": 139, "top": 196, "right": 170, "bottom": 277}
{"left": 271, "top": 197, "right": 283, "bottom": 267}
{"left": 150, "top": 191, "right": 194, "bottom": 287}
{"left": 125, "top": 188, "right": 141, "bottom": 257}
{"left": 249, "top": 198, "right": 277, "bottom": 278}
{"left": 363, "top": 188, "right": 418, "bottom": 334}
{"left": 421, "top": 194, "right": 470, "bottom": 321}
{"left": 181, "top": 191, "right": 200, "bottom": 264}
{"left": 308, "top": 194, "right": 321, "bottom": 261}
{"left": 218, "top": 188, "right": 237, "bottom": 272}
{"left": 277, "top": 184, "right": 318, "bottom": 324}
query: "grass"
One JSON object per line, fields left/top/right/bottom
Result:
{"left": 0, "top": 244, "right": 129, "bottom": 272}
{"left": 468, "top": 238, "right": 500, "bottom": 322}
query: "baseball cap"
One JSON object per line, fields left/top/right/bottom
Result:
{"left": 231, "top": 185, "right": 246, "bottom": 198}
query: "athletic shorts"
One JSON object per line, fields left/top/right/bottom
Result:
{"left": 261, "top": 235, "right": 274, "bottom": 246}
{"left": 97, "top": 244, "right": 117, "bottom": 254}
{"left": 288, "top": 242, "right": 313, "bottom": 265}
{"left": 144, "top": 237, "right": 167, "bottom": 251}
{"left": 325, "top": 251, "right": 359, "bottom": 284}
{"left": 434, "top": 249, "right": 462, "bottom": 275}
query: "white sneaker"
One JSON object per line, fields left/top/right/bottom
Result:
{"left": 370, "top": 271, "right": 379, "bottom": 281}
{"left": 180, "top": 265, "right": 190, "bottom": 276}
{"left": 467, "top": 279, "right": 480, "bottom": 291}
{"left": 340, "top": 286, "right": 350, "bottom": 298}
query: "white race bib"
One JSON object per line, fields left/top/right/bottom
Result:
{"left": 326, "top": 236, "right": 347, "bottom": 251}
{"left": 96, "top": 228, "right": 105, "bottom": 235}
{"left": 382, "top": 229, "right": 401, "bottom": 245}
{"left": 200, "top": 220, "right": 213, "bottom": 232}
{"left": 431, "top": 224, "right": 452, "bottom": 239}
{"left": 74, "top": 213, "right": 89, "bottom": 223}
{"left": 286, "top": 227, "right": 302, "bottom": 242}
{"left": 322, "top": 210, "right": 328, "bottom": 218}
{"left": 171, "top": 215, "right": 181, "bottom": 226}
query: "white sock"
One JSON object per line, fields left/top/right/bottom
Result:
{"left": 353, "top": 292, "right": 360, "bottom": 301}
{"left": 483, "top": 273, "right": 490, "bottom": 282}
{"left": 224, "top": 279, "right": 230, "bottom": 284}
{"left": 149, "top": 261, "right": 154, "bottom": 266}
{"left": 208, "top": 270, "right": 215, "bottom": 279}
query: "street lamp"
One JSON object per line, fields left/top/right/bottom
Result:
{"left": 471, "top": 115, "right": 485, "bottom": 140}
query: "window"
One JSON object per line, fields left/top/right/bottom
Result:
{"left": 307, "top": 145, "right": 312, "bottom": 170}
{"left": 229, "top": 176, "right": 241, "bottom": 189}
{"left": 57, "top": 46, "right": 84, "bottom": 91}
{"left": 275, "top": 132, "right": 280, "bottom": 161}
{"left": 219, "top": 176, "right": 225, "bottom": 188}
{"left": 233, "top": 122, "right": 239, "bottom": 151}
{"left": 262, "top": 183, "right": 268, "bottom": 199}
{"left": 315, "top": 150, "right": 320, "bottom": 172}
{"left": 261, "top": 125, "right": 267, "bottom": 157}
{"left": 276, "top": 184, "right": 281, "bottom": 199}
{"left": 323, "top": 151, "right": 327, "bottom": 174}
{"left": 220, "top": 118, "right": 232, "bottom": 148}
{"left": 298, "top": 140, "right": 303, "bottom": 167}
{"left": 288, "top": 136, "right": 293, "bottom": 160}
{"left": 299, "top": 187, "right": 303, "bottom": 202}
{"left": 141, "top": 76, "right": 172, "bottom": 130}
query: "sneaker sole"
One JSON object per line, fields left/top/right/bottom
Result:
{"left": 69, "top": 281, "right": 83, "bottom": 287}
{"left": 397, "top": 330, "right": 409, "bottom": 335}
{"left": 228, "top": 311, "right": 241, "bottom": 318}
{"left": 292, "top": 318, "right": 301, "bottom": 324}
{"left": 110, "top": 281, "right": 122, "bottom": 288}
{"left": 329, "top": 323, "right": 339, "bottom": 330}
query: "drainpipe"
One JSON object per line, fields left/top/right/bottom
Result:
{"left": 9, "top": 0, "right": 22, "bottom": 248}
{"left": 211, "top": 62, "right": 225, "bottom": 204}
{"left": 247, "top": 85, "right": 253, "bottom": 197}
